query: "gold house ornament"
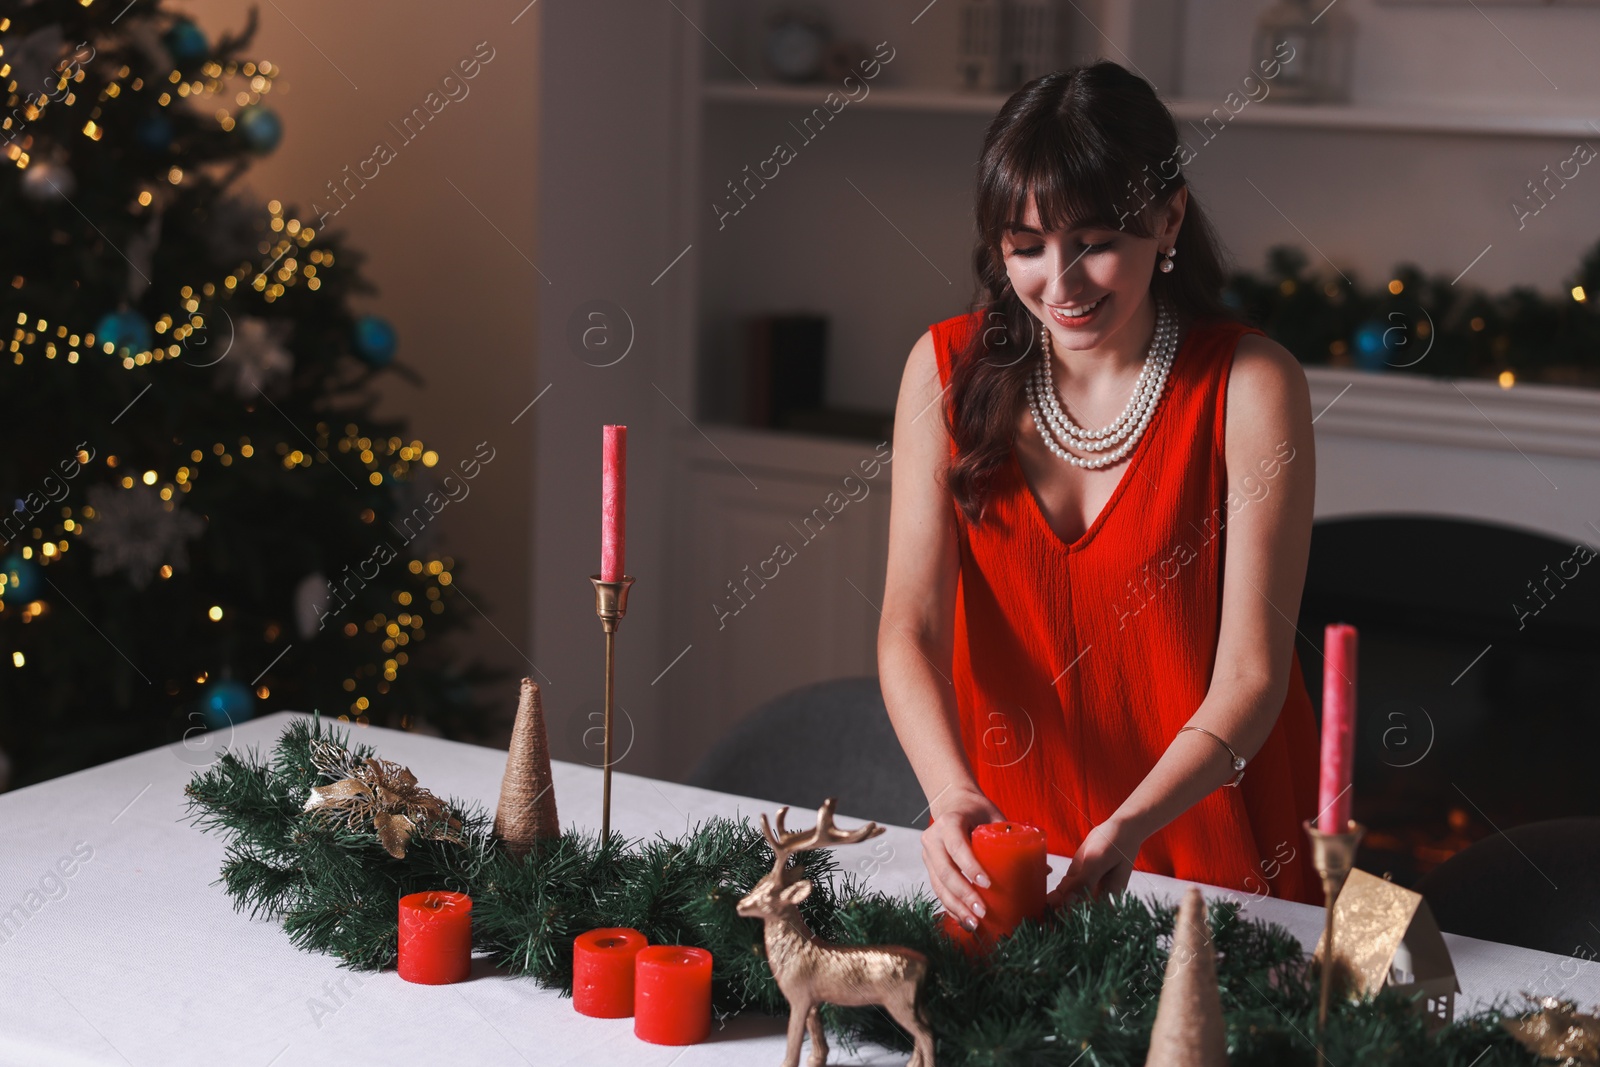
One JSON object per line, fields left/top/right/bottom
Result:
{"left": 1311, "top": 868, "right": 1460, "bottom": 1030}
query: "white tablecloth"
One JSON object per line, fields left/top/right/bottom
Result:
{"left": 1, "top": 712, "right": 1592, "bottom": 1066}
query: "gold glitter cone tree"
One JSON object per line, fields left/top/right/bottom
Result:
{"left": 1144, "top": 886, "right": 1230, "bottom": 1067}
{"left": 494, "top": 678, "right": 559, "bottom": 855}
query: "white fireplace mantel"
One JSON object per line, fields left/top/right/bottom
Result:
{"left": 1305, "top": 367, "right": 1600, "bottom": 548}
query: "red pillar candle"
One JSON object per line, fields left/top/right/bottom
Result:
{"left": 971, "top": 822, "right": 1048, "bottom": 942}
{"left": 634, "top": 945, "right": 712, "bottom": 1045}
{"left": 573, "top": 928, "right": 648, "bottom": 1018}
{"left": 937, "top": 912, "right": 984, "bottom": 957}
{"left": 601, "top": 425, "right": 627, "bottom": 581}
{"left": 1318, "top": 623, "right": 1359, "bottom": 833}
{"left": 397, "top": 891, "right": 472, "bottom": 985}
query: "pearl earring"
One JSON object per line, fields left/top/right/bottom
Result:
{"left": 1159, "top": 246, "right": 1177, "bottom": 274}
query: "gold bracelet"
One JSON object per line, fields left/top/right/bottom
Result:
{"left": 1178, "top": 726, "right": 1246, "bottom": 787}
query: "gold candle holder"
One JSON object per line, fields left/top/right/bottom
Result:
{"left": 590, "top": 575, "right": 634, "bottom": 845}
{"left": 1303, "top": 817, "right": 1366, "bottom": 1063}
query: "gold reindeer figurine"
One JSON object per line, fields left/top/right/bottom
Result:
{"left": 737, "top": 798, "right": 936, "bottom": 1067}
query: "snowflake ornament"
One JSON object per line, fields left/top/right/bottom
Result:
{"left": 81, "top": 484, "right": 205, "bottom": 589}
{"left": 212, "top": 317, "right": 294, "bottom": 399}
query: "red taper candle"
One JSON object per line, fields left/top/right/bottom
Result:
{"left": 1318, "top": 623, "right": 1359, "bottom": 833}
{"left": 601, "top": 425, "right": 626, "bottom": 581}
{"left": 573, "top": 928, "right": 648, "bottom": 1018}
{"left": 970, "top": 822, "right": 1048, "bottom": 944}
{"left": 634, "top": 946, "right": 712, "bottom": 1045}
{"left": 397, "top": 891, "right": 472, "bottom": 984}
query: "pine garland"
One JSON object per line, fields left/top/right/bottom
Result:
{"left": 185, "top": 719, "right": 1542, "bottom": 1065}
{"left": 1225, "top": 240, "right": 1600, "bottom": 387}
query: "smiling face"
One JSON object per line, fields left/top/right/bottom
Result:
{"left": 1000, "top": 189, "right": 1187, "bottom": 355}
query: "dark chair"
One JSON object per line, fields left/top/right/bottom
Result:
{"left": 1415, "top": 817, "right": 1600, "bottom": 957}
{"left": 687, "top": 676, "right": 928, "bottom": 828}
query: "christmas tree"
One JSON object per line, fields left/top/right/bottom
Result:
{"left": 0, "top": 0, "right": 495, "bottom": 789}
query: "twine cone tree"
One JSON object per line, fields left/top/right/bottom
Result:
{"left": 493, "top": 678, "right": 559, "bottom": 855}
{"left": 1145, "top": 886, "right": 1230, "bottom": 1067}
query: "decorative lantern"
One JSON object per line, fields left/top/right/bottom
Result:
{"left": 1252, "top": 0, "right": 1354, "bottom": 103}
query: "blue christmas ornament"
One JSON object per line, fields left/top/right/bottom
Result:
{"left": 353, "top": 315, "right": 397, "bottom": 366}
{"left": 163, "top": 19, "right": 210, "bottom": 64}
{"left": 237, "top": 105, "right": 283, "bottom": 154}
{"left": 94, "top": 310, "right": 152, "bottom": 356}
{"left": 136, "top": 115, "right": 174, "bottom": 152}
{"left": 1, "top": 552, "right": 40, "bottom": 600}
{"left": 201, "top": 680, "right": 255, "bottom": 729}
{"left": 1351, "top": 319, "right": 1393, "bottom": 371}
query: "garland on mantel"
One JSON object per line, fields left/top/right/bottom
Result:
{"left": 1226, "top": 240, "right": 1600, "bottom": 388}
{"left": 185, "top": 719, "right": 1546, "bottom": 1066}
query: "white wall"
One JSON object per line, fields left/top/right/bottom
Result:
{"left": 1180, "top": 0, "right": 1600, "bottom": 110}
{"left": 1175, "top": 0, "right": 1600, "bottom": 295}
{"left": 693, "top": 0, "right": 1600, "bottom": 418}
{"left": 532, "top": 1, "right": 696, "bottom": 779}
{"left": 699, "top": 105, "right": 989, "bottom": 415}
{"left": 1181, "top": 123, "right": 1600, "bottom": 297}
{"left": 183, "top": 0, "right": 540, "bottom": 737}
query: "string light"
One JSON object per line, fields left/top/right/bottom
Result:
{"left": 2, "top": 46, "right": 291, "bottom": 367}
{"left": 7, "top": 195, "right": 323, "bottom": 366}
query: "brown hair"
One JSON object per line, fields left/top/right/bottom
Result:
{"left": 945, "top": 61, "right": 1234, "bottom": 523}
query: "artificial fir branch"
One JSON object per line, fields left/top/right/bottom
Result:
{"left": 1226, "top": 241, "right": 1600, "bottom": 386}
{"left": 186, "top": 721, "right": 1545, "bottom": 1065}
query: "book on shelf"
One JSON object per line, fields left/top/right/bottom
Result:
{"left": 745, "top": 313, "right": 828, "bottom": 429}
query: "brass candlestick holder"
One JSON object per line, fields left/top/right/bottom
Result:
{"left": 590, "top": 575, "right": 634, "bottom": 845}
{"left": 1303, "top": 816, "right": 1366, "bottom": 1065}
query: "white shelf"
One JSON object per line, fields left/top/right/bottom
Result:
{"left": 1168, "top": 99, "right": 1600, "bottom": 139}
{"left": 704, "top": 81, "right": 1600, "bottom": 138}
{"left": 1303, "top": 365, "right": 1600, "bottom": 549}
{"left": 702, "top": 82, "right": 1010, "bottom": 115}
{"left": 1304, "top": 365, "right": 1600, "bottom": 459}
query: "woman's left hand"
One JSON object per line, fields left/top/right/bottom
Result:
{"left": 1047, "top": 817, "right": 1148, "bottom": 907}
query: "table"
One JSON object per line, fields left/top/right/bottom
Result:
{"left": 2, "top": 712, "right": 1593, "bottom": 1066}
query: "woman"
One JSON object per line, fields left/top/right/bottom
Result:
{"left": 880, "top": 62, "right": 1324, "bottom": 930}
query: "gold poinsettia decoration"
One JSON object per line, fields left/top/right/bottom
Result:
{"left": 1502, "top": 994, "right": 1600, "bottom": 1066}
{"left": 302, "top": 738, "right": 462, "bottom": 859}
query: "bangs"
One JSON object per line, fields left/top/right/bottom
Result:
{"left": 950, "top": 63, "right": 1232, "bottom": 526}
{"left": 978, "top": 104, "right": 1160, "bottom": 244}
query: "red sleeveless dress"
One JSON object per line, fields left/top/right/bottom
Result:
{"left": 930, "top": 311, "right": 1323, "bottom": 906}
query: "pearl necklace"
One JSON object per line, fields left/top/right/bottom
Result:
{"left": 1024, "top": 301, "right": 1179, "bottom": 470}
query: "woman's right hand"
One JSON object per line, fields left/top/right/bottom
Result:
{"left": 921, "top": 786, "right": 1005, "bottom": 930}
